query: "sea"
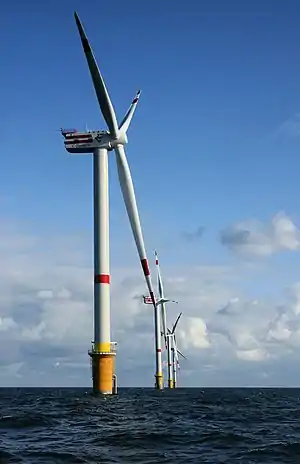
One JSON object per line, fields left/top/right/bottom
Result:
{"left": 1, "top": 387, "right": 300, "bottom": 463}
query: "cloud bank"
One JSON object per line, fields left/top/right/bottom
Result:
{"left": 1, "top": 214, "right": 300, "bottom": 387}
{"left": 220, "top": 212, "right": 300, "bottom": 256}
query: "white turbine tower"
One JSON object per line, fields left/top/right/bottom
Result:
{"left": 143, "top": 251, "right": 178, "bottom": 389}
{"left": 62, "top": 12, "right": 160, "bottom": 394}
{"left": 155, "top": 251, "right": 178, "bottom": 388}
{"left": 168, "top": 313, "right": 187, "bottom": 388}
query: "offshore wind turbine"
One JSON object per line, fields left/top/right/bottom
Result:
{"left": 155, "top": 251, "right": 178, "bottom": 388}
{"left": 143, "top": 251, "right": 178, "bottom": 388}
{"left": 61, "top": 12, "right": 160, "bottom": 394}
{"left": 168, "top": 312, "right": 187, "bottom": 388}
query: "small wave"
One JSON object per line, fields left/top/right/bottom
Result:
{"left": 0, "top": 413, "right": 57, "bottom": 429}
{"left": 246, "top": 441, "right": 300, "bottom": 458}
{"left": 24, "top": 451, "right": 91, "bottom": 463}
{"left": 197, "top": 430, "right": 251, "bottom": 445}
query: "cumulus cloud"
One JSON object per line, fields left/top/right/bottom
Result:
{"left": 2, "top": 216, "right": 300, "bottom": 386}
{"left": 220, "top": 212, "right": 300, "bottom": 256}
{"left": 178, "top": 317, "right": 210, "bottom": 351}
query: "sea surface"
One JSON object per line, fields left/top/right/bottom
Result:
{"left": 1, "top": 387, "right": 300, "bottom": 463}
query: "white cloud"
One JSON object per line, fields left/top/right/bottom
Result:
{"left": 2, "top": 217, "right": 300, "bottom": 386}
{"left": 178, "top": 317, "right": 210, "bottom": 350}
{"left": 236, "top": 348, "right": 268, "bottom": 362}
{"left": 220, "top": 212, "right": 300, "bottom": 256}
{"left": 0, "top": 317, "right": 17, "bottom": 331}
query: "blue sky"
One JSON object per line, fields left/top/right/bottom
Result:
{"left": 1, "top": 0, "right": 300, "bottom": 386}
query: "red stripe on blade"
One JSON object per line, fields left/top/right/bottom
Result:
{"left": 94, "top": 274, "right": 110, "bottom": 284}
{"left": 141, "top": 259, "right": 150, "bottom": 276}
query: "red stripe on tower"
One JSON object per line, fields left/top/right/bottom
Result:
{"left": 94, "top": 274, "right": 110, "bottom": 284}
{"left": 157, "top": 349, "right": 162, "bottom": 353}
{"left": 141, "top": 259, "right": 150, "bottom": 276}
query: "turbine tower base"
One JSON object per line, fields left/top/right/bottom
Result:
{"left": 89, "top": 343, "right": 117, "bottom": 394}
{"left": 168, "top": 379, "right": 174, "bottom": 389}
{"left": 155, "top": 374, "right": 164, "bottom": 390}
{"left": 173, "top": 380, "right": 176, "bottom": 389}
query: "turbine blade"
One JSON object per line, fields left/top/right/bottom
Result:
{"left": 155, "top": 250, "right": 168, "bottom": 346}
{"left": 172, "top": 312, "right": 182, "bottom": 334}
{"left": 177, "top": 348, "right": 187, "bottom": 360}
{"left": 157, "top": 297, "right": 178, "bottom": 305}
{"left": 155, "top": 251, "right": 164, "bottom": 300}
{"left": 74, "top": 12, "right": 119, "bottom": 138}
{"left": 161, "top": 304, "right": 168, "bottom": 348}
{"left": 161, "top": 304, "right": 167, "bottom": 336}
{"left": 114, "top": 144, "right": 156, "bottom": 304}
{"left": 119, "top": 90, "right": 141, "bottom": 134}
{"left": 173, "top": 338, "right": 179, "bottom": 363}
{"left": 160, "top": 306, "right": 166, "bottom": 345}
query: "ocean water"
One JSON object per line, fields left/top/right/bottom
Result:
{"left": 1, "top": 387, "right": 300, "bottom": 463}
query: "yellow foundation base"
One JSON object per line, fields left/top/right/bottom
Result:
{"left": 155, "top": 374, "right": 164, "bottom": 390}
{"left": 90, "top": 353, "right": 115, "bottom": 394}
{"left": 168, "top": 379, "right": 174, "bottom": 388}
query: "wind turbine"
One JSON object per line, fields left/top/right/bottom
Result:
{"left": 168, "top": 312, "right": 187, "bottom": 388}
{"left": 155, "top": 251, "right": 179, "bottom": 389}
{"left": 62, "top": 12, "right": 160, "bottom": 394}
{"left": 143, "top": 251, "right": 178, "bottom": 388}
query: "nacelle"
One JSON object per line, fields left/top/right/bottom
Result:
{"left": 63, "top": 130, "right": 127, "bottom": 154}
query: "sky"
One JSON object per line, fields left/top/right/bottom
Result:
{"left": 1, "top": 0, "right": 300, "bottom": 387}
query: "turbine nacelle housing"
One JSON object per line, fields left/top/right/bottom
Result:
{"left": 63, "top": 130, "right": 128, "bottom": 154}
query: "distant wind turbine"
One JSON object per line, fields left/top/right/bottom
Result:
{"left": 168, "top": 312, "right": 187, "bottom": 388}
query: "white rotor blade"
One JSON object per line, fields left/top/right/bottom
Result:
{"left": 160, "top": 306, "right": 165, "bottom": 337}
{"left": 173, "top": 337, "right": 179, "bottom": 363}
{"left": 161, "top": 304, "right": 167, "bottom": 345}
{"left": 177, "top": 348, "right": 187, "bottom": 360}
{"left": 74, "top": 12, "right": 119, "bottom": 138}
{"left": 156, "top": 297, "right": 178, "bottom": 306}
{"left": 114, "top": 144, "right": 156, "bottom": 304}
{"left": 155, "top": 251, "right": 168, "bottom": 347}
{"left": 119, "top": 90, "right": 141, "bottom": 134}
{"left": 172, "top": 312, "right": 182, "bottom": 334}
